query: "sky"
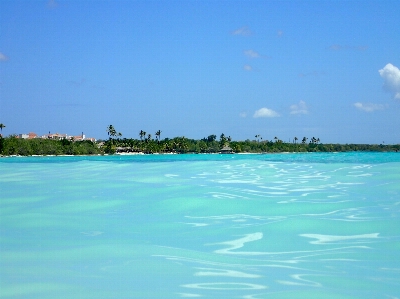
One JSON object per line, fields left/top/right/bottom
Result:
{"left": 1, "top": 0, "right": 400, "bottom": 144}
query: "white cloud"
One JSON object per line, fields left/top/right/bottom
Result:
{"left": 0, "top": 52, "right": 9, "bottom": 61}
{"left": 290, "top": 100, "right": 308, "bottom": 115}
{"left": 354, "top": 102, "right": 386, "bottom": 112}
{"left": 231, "top": 26, "right": 252, "bottom": 36}
{"left": 298, "top": 71, "right": 325, "bottom": 78}
{"left": 379, "top": 63, "right": 400, "bottom": 100}
{"left": 244, "top": 49, "right": 260, "bottom": 58}
{"left": 243, "top": 64, "right": 253, "bottom": 71}
{"left": 253, "top": 108, "right": 280, "bottom": 118}
{"left": 277, "top": 30, "right": 283, "bottom": 37}
{"left": 328, "top": 45, "right": 368, "bottom": 51}
{"left": 68, "top": 78, "right": 86, "bottom": 87}
{"left": 239, "top": 112, "right": 247, "bottom": 118}
{"left": 47, "top": 0, "right": 58, "bottom": 8}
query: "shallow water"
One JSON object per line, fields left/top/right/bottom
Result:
{"left": 1, "top": 153, "right": 400, "bottom": 298}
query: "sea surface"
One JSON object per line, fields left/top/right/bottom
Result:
{"left": 1, "top": 152, "right": 400, "bottom": 298}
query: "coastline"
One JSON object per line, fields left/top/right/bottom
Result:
{"left": 1, "top": 151, "right": 399, "bottom": 159}
{"left": 1, "top": 135, "right": 399, "bottom": 157}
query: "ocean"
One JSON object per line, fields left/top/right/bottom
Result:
{"left": 1, "top": 153, "right": 399, "bottom": 298}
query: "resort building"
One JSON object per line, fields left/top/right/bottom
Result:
{"left": 18, "top": 132, "right": 38, "bottom": 139}
{"left": 17, "top": 132, "right": 96, "bottom": 142}
{"left": 41, "top": 133, "right": 68, "bottom": 140}
{"left": 71, "top": 133, "right": 96, "bottom": 142}
{"left": 219, "top": 145, "right": 234, "bottom": 154}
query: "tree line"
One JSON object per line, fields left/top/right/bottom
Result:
{"left": 0, "top": 124, "right": 398, "bottom": 156}
{"left": 102, "top": 125, "right": 399, "bottom": 154}
{"left": 0, "top": 137, "right": 101, "bottom": 156}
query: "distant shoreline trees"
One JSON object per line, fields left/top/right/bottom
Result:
{"left": 0, "top": 125, "right": 399, "bottom": 156}
{"left": 0, "top": 136, "right": 101, "bottom": 156}
{"left": 0, "top": 123, "right": 5, "bottom": 137}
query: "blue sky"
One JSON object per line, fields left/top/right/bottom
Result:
{"left": 1, "top": 0, "right": 400, "bottom": 143}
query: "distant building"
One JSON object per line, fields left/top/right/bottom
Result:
{"left": 18, "top": 132, "right": 38, "bottom": 139}
{"left": 72, "top": 134, "right": 85, "bottom": 141}
{"left": 219, "top": 145, "right": 234, "bottom": 154}
{"left": 17, "top": 131, "right": 96, "bottom": 142}
{"left": 71, "top": 133, "right": 96, "bottom": 142}
{"left": 41, "top": 133, "right": 68, "bottom": 140}
{"left": 28, "top": 132, "right": 38, "bottom": 139}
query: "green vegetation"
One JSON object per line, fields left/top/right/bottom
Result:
{"left": 100, "top": 130, "right": 399, "bottom": 155}
{"left": 104, "top": 124, "right": 122, "bottom": 154}
{"left": 0, "top": 124, "right": 398, "bottom": 156}
{"left": 0, "top": 123, "right": 5, "bottom": 134}
{"left": 0, "top": 136, "right": 101, "bottom": 156}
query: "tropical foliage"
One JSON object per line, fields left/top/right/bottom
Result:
{"left": 96, "top": 132, "right": 400, "bottom": 154}
{"left": 0, "top": 136, "right": 101, "bottom": 156}
{"left": 0, "top": 125, "right": 399, "bottom": 156}
{"left": 0, "top": 123, "right": 5, "bottom": 137}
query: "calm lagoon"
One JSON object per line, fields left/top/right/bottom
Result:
{"left": 1, "top": 153, "right": 400, "bottom": 298}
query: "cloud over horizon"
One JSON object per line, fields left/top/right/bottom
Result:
{"left": 298, "top": 71, "right": 325, "bottom": 78}
{"left": 47, "top": 0, "right": 59, "bottom": 9}
{"left": 67, "top": 78, "right": 86, "bottom": 87}
{"left": 328, "top": 45, "right": 368, "bottom": 51}
{"left": 290, "top": 100, "right": 308, "bottom": 114}
{"left": 231, "top": 26, "right": 252, "bottom": 36}
{"left": 354, "top": 102, "right": 386, "bottom": 112}
{"left": 243, "top": 64, "right": 253, "bottom": 71}
{"left": 243, "top": 49, "right": 260, "bottom": 58}
{"left": 0, "top": 52, "right": 9, "bottom": 61}
{"left": 379, "top": 63, "right": 400, "bottom": 100}
{"left": 253, "top": 108, "right": 280, "bottom": 118}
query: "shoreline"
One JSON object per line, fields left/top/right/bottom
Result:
{"left": 1, "top": 151, "right": 399, "bottom": 158}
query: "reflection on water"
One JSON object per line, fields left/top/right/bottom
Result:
{"left": 1, "top": 153, "right": 400, "bottom": 298}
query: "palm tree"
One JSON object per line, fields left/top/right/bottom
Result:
{"left": 206, "top": 134, "right": 217, "bottom": 143}
{"left": 274, "top": 136, "right": 278, "bottom": 143}
{"left": 302, "top": 137, "right": 308, "bottom": 144}
{"left": 294, "top": 137, "right": 298, "bottom": 144}
{"left": 220, "top": 133, "right": 227, "bottom": 148}
{"left": 107, "top": 125, "right": 117, "bottom": 138}
{"left": 0, "top": 123, "right": 5, "bottom": 136}
{"left": 179, "top": 137, "right": 189, "bottom": 152}
{"left": 106, "top": 125, "right": 122, "bottom": 146}
{"left": 139, "top": 130, "right": 146, "bottom": 141}
{"left": 155, "top": 130, "right": 161, "bottom": 142}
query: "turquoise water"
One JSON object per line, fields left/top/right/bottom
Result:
{"left": 1, "top": 153, "right": 400, "bottom": 298}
